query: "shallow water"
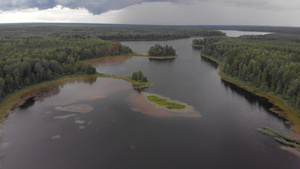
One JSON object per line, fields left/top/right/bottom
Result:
{"left": 0, "top": 33, "right": 299, "bottom": 169}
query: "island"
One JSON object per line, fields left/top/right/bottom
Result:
{"left": 130, "top": 70, "right": 151, "bottom": 90}
{"left": 147, "top": 95, "right": 186, "bottom": 109}
{"left": 128, "top": 92, "right": 200, "bottom": 117}
{"left": 148, "top": 44, "right": 178, "bottom": 60}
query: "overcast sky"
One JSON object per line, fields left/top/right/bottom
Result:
{"left": 0, "top": 0, "right": 299, "bottom": 26}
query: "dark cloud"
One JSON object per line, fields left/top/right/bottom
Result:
{"left": 0, "top": 0, "right": 297, "bottom": 14}
{"left": 0, "top": 0, "right": 180, "bottom": 14}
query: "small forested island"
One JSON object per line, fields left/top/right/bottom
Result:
{"left": 148, "top": 44, "right": 177, "bottom": 59}
{"left": 130, "top": 70, "right": 151, "bottom": 90}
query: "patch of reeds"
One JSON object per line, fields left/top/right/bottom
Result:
{"left": 258, "top": 127, "right": 300, "bottom": 148}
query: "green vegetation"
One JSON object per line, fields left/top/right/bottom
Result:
{"left": 0, "top": 36, "right": 132, "bottom": 102}
{"left": 148, "top": 44, "right": 177, "bottom": 57}
{"left": 258, "top": 127, "right": 300, "bottom": 148}
{"left": 0, "top": 24, "right": 225, "bottom": 40}
{"left": 132, "top": 70, "right": 148, "bottom": 82}
{"left": 147, "top": 95, "right": 186, "bottom": 109}
{"left": 0, "top": 71, "right": 151, "bottom": 123}
{"left": 195, "top": 34, "right": 300, "bottom": 115}
{"left": 130, "top": 71, "right": 151, "bottom": 90}
{"left": 0, "top": 74, "right": 100, "bottom": 124}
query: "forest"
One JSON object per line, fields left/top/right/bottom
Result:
{"left": 0, "top": 24, "right": 227, "bottom": 103}
{"left": 148, "top": 44, "right": 176, "bottom": 57}
{"left": 0, "top": 36, "right": 132, "bottom": 101}
{"left": 195, "top": 34, "right": 300, "bottom": 114}
{"left": 0, "top": 24, "right": 226, "bottom": 40}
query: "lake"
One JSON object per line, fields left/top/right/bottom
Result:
{"left": 220, "top": 30, "right": 272, "bottom": 37}
{"left": 0, "top": 32, "right": 299, "bottom": 169}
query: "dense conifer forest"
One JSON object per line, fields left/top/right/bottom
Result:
{"left": 195, "top": 34, "right": 300, "bottom": 114}
{"left": 148, "top": 44, "right": 176, "bottom": 57}
{"left": 0, "top": 24, "right": 226, "bottom": 40}
{"left": 0, "top": 36, "right": 132, "bottom": 100}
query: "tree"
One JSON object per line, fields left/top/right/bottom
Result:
{"left": 148, "top": 44, "right": 177, "bottom": 56}
{"left": 132, "top": 70, "right": 148, "bottom": 82}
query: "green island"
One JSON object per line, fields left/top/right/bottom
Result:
{"left": 147, "top": 95, "right": 186, "bottom": 109}
{"left": 194, "top": 34, "right": 300, "bottom": 120}
{"left": 147, "top": 44, "right": 178, "bottom": 60}
{"left": 112, "top": 70, "right": 151, "bottom": 90}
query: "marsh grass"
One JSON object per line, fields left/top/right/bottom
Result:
{"left": 147, "top": 95, "right": 186, "bottom": 110}
{"left": 258, "top": 127, "right": 300, "bottom": 148}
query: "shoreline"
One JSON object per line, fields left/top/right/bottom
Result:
{"left": 0, "top": 70, "right": 151, "bottom": 125}
{"left": 0, "top": 74, "right": 102, "bottom": 124}
{"left": 148, "top": 56, "right": 178, "bottom": 60}
{"left": 200, "top": 54, "right": 300, "bottom": 132}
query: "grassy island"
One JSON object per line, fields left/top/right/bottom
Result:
{"left": 147, "top": 95, "right": 186, "bottom": 109}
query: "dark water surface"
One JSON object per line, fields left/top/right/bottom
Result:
{"left": 1, "top": 36, "right": 300, "bottom": 169}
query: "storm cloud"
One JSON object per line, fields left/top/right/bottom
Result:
{"left": 1, "top": 0, "right": 300, "bottom": 14}
{"left": 0, "top": 0, "right": 180, "bottom": 14}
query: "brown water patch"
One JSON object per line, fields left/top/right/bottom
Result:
{"left": 1, "top": 142, "right": 10, "bottom": 149}
{"left": 86, "top": 56, "right": 132, "bottom": 67}
{"left": 86, "top": 94, "right": 106, "bottom": 100}
{"left": 128, "top": 92, "right": 200, "bottom": 117}
{"left": 54, "top": 114, "right": 77, "bottom": 119}
{"left": 51, "top": 135, "right": 61, "bottom": 140}
{"left": 55, "top": 104, "right": 93, "bottom": 113}
{"left": 74, "top": 120, "right": 86, "bottom": 125}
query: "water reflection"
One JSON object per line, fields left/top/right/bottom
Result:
{"left": 149, "top": 59, "right": 175, "bottom": 63}
{"left": 221, "top": 79, "right": 288, "bottom": 123}
{"left": 200, "top": 55, "right": 218, "bottom": 69}
{"left": 19, "top": 97, "right": 35, "bottom": 109}
{"left": 18, "top": 76, "right": 98, "bottom": 109}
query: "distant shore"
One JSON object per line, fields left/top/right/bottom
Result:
{"left": 148, "top": 56, "right": 178, "bottom": 60}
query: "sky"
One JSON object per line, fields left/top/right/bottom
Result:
{"left": 0, "top": 0, "right": 299, "bottom": 26}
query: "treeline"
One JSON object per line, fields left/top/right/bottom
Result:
{"left": 196, "top": 35, "right": 300, "bottom": 113}
{"left": 192, "top": 37, "right": 226, "bottom": 49}
{"left": 148, "top": 44, "right": 176, "bottom": 56}
{"left": 0, "top": 24, "right": 225, "bottom": 40}
{"left": 0, "top": 37, "right": 132, "bottom": 100}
